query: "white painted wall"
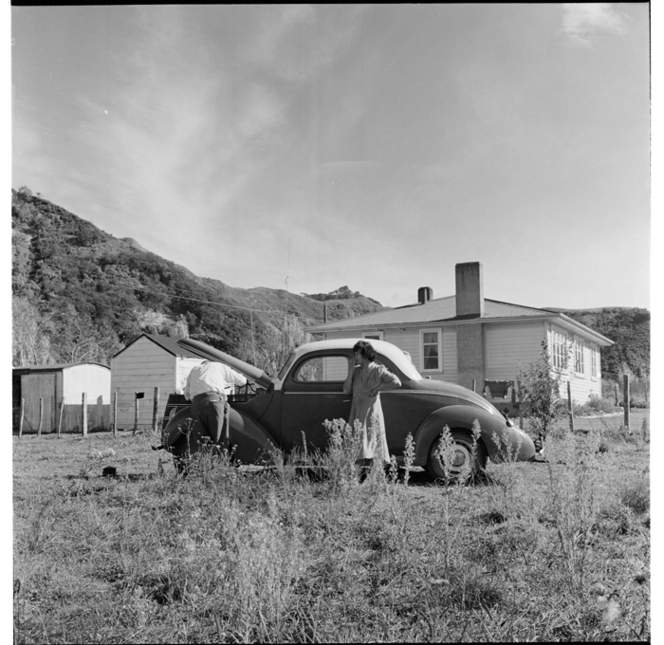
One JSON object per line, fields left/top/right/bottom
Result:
{"left": 111, "top": 336, "right": 178, "bottom": 430}
{"left": 485, "top": 321, "right": 546, "bottom": 382}
{"left": 547, "top": 325, "right": 603, "bottom": 403}
{"left": 175, "top": 357, "right": 206, "bottom": 394}
{"left": 62, "top": 364, "right": 111, "bottom": 404}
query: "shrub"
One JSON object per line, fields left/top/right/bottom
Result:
{"left": 620, "top": 478, "right": 649, "bottom": 516}
{"left": 574, "top": 395, "right": 618, "bottom": 417}
{"left": 517, "top": 342, "right": 564, "bottom": 443}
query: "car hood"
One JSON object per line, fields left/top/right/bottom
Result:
{"left": 176, "top": 338, "right": 274, "bottom": 391}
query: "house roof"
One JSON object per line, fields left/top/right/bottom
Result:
{"left": 306, "top": 296, "right": 613, "bottom": 346}
{"left": 112, "top": 333, "right": 203, "bottom": 359}
{"left": 12, "top": 362, "right": 110, "bottom": 374}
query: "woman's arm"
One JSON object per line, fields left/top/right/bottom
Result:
{"left": 369, "top": 368, "right": 401, "bottom": 397}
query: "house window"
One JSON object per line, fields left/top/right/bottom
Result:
{"left": 363, "top": 331, "right": 383, "bottom": 341}
{"left": 591, "top": 347, "right": 597, "bottom": 378}
{"left": 575, "top": 339, "right": 585, "bottom": 374}
{"left": 421, "top": 329, "right": 441, "bottom": 372}
{"left": 551, "top": 330, "right": 567, "bottom": 370}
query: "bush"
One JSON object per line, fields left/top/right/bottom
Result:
{"left": 620, "top": 478, "right": 649, "bottom": 516}
{"left": 574, "top": 395, "right": 618, "bottom": 417}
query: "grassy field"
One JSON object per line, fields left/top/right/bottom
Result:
{"left": 13, "top": 411, "right": 650, "bottom": 643}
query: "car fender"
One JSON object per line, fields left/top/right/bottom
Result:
{"left": 412, "top": 405, "right": 506, "bottom": 466}
{"left": 162, "top": 404, "right": 278, "bottom": 465}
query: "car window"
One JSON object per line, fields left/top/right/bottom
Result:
{"left": 293, "top": 355, "right": 350, "bottom": 382}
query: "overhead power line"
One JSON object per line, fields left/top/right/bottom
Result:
{"left": 130, "top": 284, "right": 302, "bottom": 317}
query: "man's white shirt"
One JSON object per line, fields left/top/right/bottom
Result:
{"left": 184, "top": 361, "right": 248, "bottom": 400}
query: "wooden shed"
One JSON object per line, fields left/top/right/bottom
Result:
{"left": 110, "top": 334, "right": 204, "bottom": 431}
{"left": 12, "top": 362, "right": 111, "bottom": 434}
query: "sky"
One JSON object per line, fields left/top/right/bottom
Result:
{"left": 10, "top": 4, "right": 652, "bottom": 310}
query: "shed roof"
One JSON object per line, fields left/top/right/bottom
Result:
{"left": 112, "top": 333, "right": 203, "bottom": 359}
{"left": 307, "top": 296, "right": 613, "bottom": 346}
{"left": 12, "top": 362, "right": 110, "bottom": 375}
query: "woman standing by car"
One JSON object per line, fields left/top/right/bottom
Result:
{"left": 343, "top": 340, "right": 401, "bottom": 475}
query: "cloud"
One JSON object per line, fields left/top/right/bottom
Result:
{"left": 249, "top": 5, "right": 368, "bottom": 82}
{"left": 561, "top": 4, "right": 627, "bottom": 47}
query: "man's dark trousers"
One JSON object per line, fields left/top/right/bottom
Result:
{"left": 191, "top": 392, "right": 229, "bottom": 452}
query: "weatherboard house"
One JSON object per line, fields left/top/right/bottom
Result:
{"left": 110, "top": 333, "right": 205, "bottom": 431}
{"left": 306, "top": 262, "right": 613, "bottom": 406}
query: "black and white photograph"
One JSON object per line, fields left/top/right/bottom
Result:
{"left": 10, "top": 4, "right": 653, "bottom": 642}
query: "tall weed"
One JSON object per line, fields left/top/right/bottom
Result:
{"left": 545, "top": 429, "right": 601, "bottom": 597}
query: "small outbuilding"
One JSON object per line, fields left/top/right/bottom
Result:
{"left": 110, "top": 333, "right": 204, "bottom": 431}
{"left": 12, "top": 362, "right": 111, "bottom": 434}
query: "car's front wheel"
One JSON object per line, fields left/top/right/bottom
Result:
{"left": 426, "top": 429, "right": 487, "bottom": 482}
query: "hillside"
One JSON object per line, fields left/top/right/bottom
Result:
{"left": 11, "top": 187, "right": 385, "bottom": 374}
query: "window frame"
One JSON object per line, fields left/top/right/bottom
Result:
{"left": 551, "top": 329, "right": 568, "bottom": 371}
{"left": 420, "top": 328, "right": 442, "bottom": 373}
{"left": 574, "top": 338, "right": 585, "bottom": 376}
{"left": 591, "top": 345, "right": 598, "bottom": 379}
{"left": 291, "top": 353, "right": 350, "bottom": 384}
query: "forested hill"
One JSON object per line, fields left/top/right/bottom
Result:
{"left": 11, "top": 187, "right": 385, "bottom": 375}
{"left": 550, "top": 307, "right": 650, "bottom": 382}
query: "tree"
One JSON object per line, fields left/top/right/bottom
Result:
{"left": 239, "top": 315, "right": 311, "bottom": 376}
{"left": 12, "top": 297, "right": 54, "bottom": 365}
{"left": 517, "top": 341, "right": 565, "bottom": 445}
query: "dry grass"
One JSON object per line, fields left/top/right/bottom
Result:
{"left": 13, "top": 412, "right": 650, "bottom": 643}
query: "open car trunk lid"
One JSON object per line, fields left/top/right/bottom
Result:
{"left": 177, "top": 338, "right": 274, "bottom": 391}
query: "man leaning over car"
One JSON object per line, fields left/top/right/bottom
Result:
{"left": 183, "top": 360, "right": 248, "bottom": 456}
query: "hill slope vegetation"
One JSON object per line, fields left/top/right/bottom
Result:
{"left": 11, "top": 188, "right": 384, "bottom": 375}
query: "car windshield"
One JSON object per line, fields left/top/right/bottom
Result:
{"left": 277, "top": 351, "right": 296, "bottom": 381}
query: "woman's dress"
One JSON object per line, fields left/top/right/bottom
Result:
{"left": 347, "top": 362, "right": 401, "bottom": 463}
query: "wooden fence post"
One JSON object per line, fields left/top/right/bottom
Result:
{"left": 112, "top": 390, "right": 118, "bottom": 438}
{"left": 19, "top": 398, "right": 25, "bottom": 439}
{"left": 567, "top": 381, "right": 575, "bottom": 433}
{"left": 57, "top": 397, "right": 65, "bottom": 438}
{"left": 623, "top": 374, "right": 630, "bottom": 432}
{"left": 37, "top": 397, "right": 43, "bottom": 437}
{"left": 152, "top": 387, "right": 160, "bottom": 435}
{"left": 133, "top": 394, "right": 139, "bottom": 436}
{"left": 82, "top": 393, "right": 88, "bottom": 437}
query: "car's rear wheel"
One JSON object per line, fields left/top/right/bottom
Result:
{"left": 426, "top": 429, "right": 487, "bottom": 483}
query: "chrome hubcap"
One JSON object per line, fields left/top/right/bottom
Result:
{"left": 452, "top": 447, "right": 468, "bottom": 468}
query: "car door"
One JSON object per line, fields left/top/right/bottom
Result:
{"left": 280, "top": 351, "right": 352, "bottom": 453}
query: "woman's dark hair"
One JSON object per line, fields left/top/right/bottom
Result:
{"left": 353, "top": 340, "right": 376, "bottom": 362}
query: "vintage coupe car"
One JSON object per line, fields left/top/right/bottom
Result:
{"left": 163, "top": 337, "right": 536, "bottom": 479}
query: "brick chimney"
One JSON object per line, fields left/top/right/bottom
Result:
{"left": 455, "top": 262, "right": 484, "bottom": 318}
{"left": 417, "top": 286, "right": 433, "bottom": 305}
{"left": 455, "top": 262, "right": 485, "bottom": 391}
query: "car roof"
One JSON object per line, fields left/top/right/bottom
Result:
{"left": 291, "top": 338, "right": 422, "bottom": 380}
